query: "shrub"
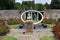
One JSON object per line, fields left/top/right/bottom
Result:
{"left": 0, "top": 28, "right": 9, "bottom": 36}
{"left": 8, "top": 18, "right": 23, "bottom": 25}
{"left": 0, "top": 20, "right": 10, "bottom": 36}
{"left": 43, "top": 18, "right": 56, "bottom": 24}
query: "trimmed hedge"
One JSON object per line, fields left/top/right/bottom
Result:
{"left": 0, "top": 20, "right": 10, "bottom": 36}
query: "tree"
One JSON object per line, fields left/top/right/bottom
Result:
{"left": 0, "top": 0, "right": 15, "bottom": 10}
{"left": 50, "top": 0, "right": 60, "bottom": 9}
{"left": 45, "top": 3, "right": 51, "bottom": 9}
{"left": 22, "top": 1, "right": 34, "bottom": 10}
{"left": 14, "top": 2, "right": 22, "bottom": 10}
{"left": 35, "top": 4, "right": 45, "bottom": 11}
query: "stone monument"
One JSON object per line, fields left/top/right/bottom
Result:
{"left": 24, "top": 17, "right": 33, "bottom": 33}
{"left": 21, "top": 10, "right": 43, "bottom": 33}
{"left": 25, "top": 20, "right": 33, "bottom": 33}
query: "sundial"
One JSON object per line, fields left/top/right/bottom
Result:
{"left": 21, "top": 10, "right": 43, "bottom": 24}
{"left": 21, "top": 10, "right": 43, "bottom": 33}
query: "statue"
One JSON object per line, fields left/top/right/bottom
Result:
{"left": 24, "top": 15, "right": 33, "bottom": 33}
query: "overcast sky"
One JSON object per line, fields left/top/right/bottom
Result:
{"left": 15, "top": 0, "right": 51, "bottom": 4}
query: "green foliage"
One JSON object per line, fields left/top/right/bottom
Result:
{"left": 9, "top": 24, "right": 20, "bottom": 29}
{"left": 40, "top": 36, "right": 54, "bottom": 40}
{"left": 3, "top": 36, "right": 17, "bottom": 40}
{"left": 43, "top": 18, "right": 56, "bottom": 24}
{"left": 35, "top": 4, "right": 45, "bottom": 11}
{"left": 8, "top": 18, "right": 23, "bottom": 25}
{"left": 0, "top": 26, "right": 10, "bottom": 36}
{"left": 0, "top": 0, "right": 60, "bottom": 10}
{"left": 0, "top": 19, "right": 10, "bottom": 36}
{"left": 0, "top": 24, "right": 3, "bottom": 27}
{"left": 50, "top": 0, "right": 60, "bottom": 9}
{"left": 0, "top": 0, "right": 15, "bottom": 10}
{"left": 22, "top": 1, "right": 34, "bottom": 10}
{"left": 44, "top": 3, "right": 51, "bottom": 9}
{"left": 0, "top": 0, "right": 49, "bottom": 10}
{"left": 14, "top": 3, "right": 22, "bottom": 10}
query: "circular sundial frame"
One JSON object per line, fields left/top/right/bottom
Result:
{"left": 21, "top": 10, "right": 43, "bottom": 24}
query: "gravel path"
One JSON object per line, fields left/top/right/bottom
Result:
{"left": 7, "top": 28, "right": 54, "bottom": 40}
{"left": 0, "top": 36, "right": 5, "bottom": 40}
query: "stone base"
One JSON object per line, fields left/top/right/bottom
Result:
{"left": 24, "top": 20, "right": 33, "bottom": 33}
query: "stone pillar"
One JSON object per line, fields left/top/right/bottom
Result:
{"left": 37, "top": 13, "right": 39, "bottom": 21}
{"left": 24, "top": 20, "right": 33, "bottom": 33}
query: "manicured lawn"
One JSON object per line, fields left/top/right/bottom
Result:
{"left": 40, "top": 36, "right": 55, "bottom": 40}
{"left": 37, "top": 23, "right": 55, "bottom": 27}
{"left": 3, "top": 36, "right": 17, "bottom": 40}
{"left": 9, "top": 23, "right": 54, "bottom": 29}
{"left": 9, "top": 24, "right": 20, "bottom": 29}
{"left": 46, "top": 24, "right": 55, "bottom": 27}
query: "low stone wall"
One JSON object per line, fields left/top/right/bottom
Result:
{"left": 44, "top": 10, "right": 60, "bottom": 19}
{"left": 0, "top": 10, "right": 60, "bottom": 20}
{"left": 0, "top": 10, "right": 21, "bottom": 19}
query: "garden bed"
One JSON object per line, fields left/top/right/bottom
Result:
{"left": 0, "top": 20, "right": 10, "bottom": 36}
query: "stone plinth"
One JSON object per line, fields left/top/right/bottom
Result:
{"left": 24, "top": 20, "right": 33, "bottom": 33}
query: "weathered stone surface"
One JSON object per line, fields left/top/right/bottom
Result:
{"left": 0, "top": 10, "right": 20, "bottom": 19}
{"left": 24, "top": 20, "right": 33, "bottom": 33}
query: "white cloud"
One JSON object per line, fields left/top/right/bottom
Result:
{"left": 35, "top": 0, "right": 51, "bottom": 4}
{"left": 15, "top": 0, "right": 51, "bottom": 4}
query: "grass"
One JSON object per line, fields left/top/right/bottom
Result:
{"left": 9, "top": 24, "right": 20, "bottom": 29}
{"left": 46, "top": 24, "right": 55, "bottom": 27}
{"left": 36, "top": 23, "right": 55, "bottom": 27}
{"left": 9, "top": 23, "right": 54, "bottom": 29}
{"left": 3, "top": 36, "right": 17, "bottom": 40}
{"left": 40, "top": 36, "right": 54, "bottom": 40}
